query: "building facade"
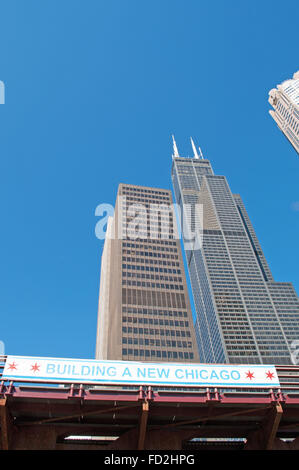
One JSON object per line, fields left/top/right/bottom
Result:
{"left": 95, "top": 183, "right": 199, "bottom": 363}
{"left": 171, "top": 139, "right": 299, "bottom": 364}
{"left": 268, "top": 70, "right": 299, "bottom": 154}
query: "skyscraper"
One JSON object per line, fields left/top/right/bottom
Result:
{"left": 171, "top": 138, "right": 299, "bottom": 365}
{"left": 268, "top": 71, "right": 299, "bottom": 154}
{"left": 95, "top": 183, "right": 199, "bottom": 363}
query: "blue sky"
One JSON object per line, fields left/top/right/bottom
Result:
{"left": 0, "top": 0, "right": 298, "bottom": 359}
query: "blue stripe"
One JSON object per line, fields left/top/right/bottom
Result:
{"left": 1, "top": 374, "right": 280, "bottom": 387}
{"left": 5, "top": 356, "right": 277, "bottom": 368}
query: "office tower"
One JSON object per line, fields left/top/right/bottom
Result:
{"left": 268, "top": 71, "right": 299, "bottom": 154}
{"left": 96, "top": 183, "right": 199, "bottom": 363}
{"left": 171, "top": 137, "right": 299, "bottom": 365}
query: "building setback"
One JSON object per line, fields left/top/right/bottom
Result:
{"left": 96, "top": 183, "right": 199, "bottom": 363}
{"left": 171, "top": 138, "right": 299, "bottom": 365}
{"left": 268, "top": 70, "right": 299, "bottom": 154}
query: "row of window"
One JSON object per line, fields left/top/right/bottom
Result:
{"left": 122, "top": 326, "right": 191, "bottom": 337}
{"left": 223, "top": 333, "right": 255, "bottom": 340}
{"left": 122, "top": 316, "right": 189, "bottom": 327}
{"left": 277, "top": 101, "right": 299, "bottom": 132}
{"left": 123, "top": 272, "right": 183, "bottom": 283}
{"left": 122, "top": 337, "right": 193, "bottom": 348}
{"left": 121, "top": 185, "right": 169, "bottom": 194}
{"left": 124, "top": 214, "right": 174, "bottom": 223}
{"left": 121, "top": 188, "right": 170, "bottom": 195}
{"left": 123, "top": 259, "right": 180, "bottom": 268}
{"left": 257, "top": 346, "right": 289, "bottom": 352}
{"left": 123, "top": 231, "right": 175, "bottom": 240}
{"left": 121, "top": 187, "right": 170, "bottom": 196}
{"left": 123, "top": 247, "right": 177, "bottom": 255}
{"left": 123, "top": 234, "right": 177, "bottom": 244}
{"left": 122, "top": 307, "right": 188, "bottom": 318}
{"left": 123, "top": 208, "right": 173, "bottom": 219}
{"left": 122, "top": 280, "right": 184, "bottom": 291}
{"left": 123, "top": 197, "right": 171, "bottom": 206}
{"left": 123, "top": 202, "right": 172, "bottom": 210}
{"left": 251, "top": 319, "right": 291, "bottom": 324}
{"left": 122, "top": 288, "right": 187, "bottom": 309}
{"left": 122, "top": 264, "right": 181, "bottom": 274}
{"left": 122, "top": 349, "right": 194, "bottom": 360}
{"left": 123, "top": 251, "right": 179, "bottom": 260}
{"left": 227, "top": 351, "right": 258, "bottom": 357}
{"left": 123, "top": 244, "right": 178, "bottom": 253}
{"left": 123, "top": 240, "right": 177, "bottom": 247}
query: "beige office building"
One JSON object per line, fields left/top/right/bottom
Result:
{"left": 95, "top": 183, "right": 199, "bottom": 363}
{"left": 268, "top": 70, "right": 299, "bottom": 154}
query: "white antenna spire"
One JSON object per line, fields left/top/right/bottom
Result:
{"left": 172, "top": 134, "right": 180, "bottom": 158}
{"left": 198, "top": 145, "right": 204, "bottom": 160}
{"left": 190, "top": 136, "right": 204, "bottom": 159}
{"left": 190, "top": 137, "right": 199, "bottom": 159}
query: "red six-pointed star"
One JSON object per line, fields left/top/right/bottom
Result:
{"left": 266, "top": 371, "right": 275, "bottom": 380}
{"left": 31, "top": 363, "right": 40, "bottom": 373}
{"left": 246, "top": 371, "right": 254, "bottom": 380}
{"left": 8, "top": 362, "right": 17, "bottom": 370}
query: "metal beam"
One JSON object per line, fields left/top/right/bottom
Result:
{"left": 137, "top": 401, "right": 149, "bottom": 450}
{"left": 265, "top": 403, "right": 283, "bottom": 450}
{"left": 0, "top": 398, "right": 12, "bottom": 450}
{"left": 19, "top": 403, "right": 140, "bottom": 426}
{"left": 159, "top": 405, "right": 271, "bottom": 430}
{"left": 244, "top": 402, "right": 283, "bottom": 450}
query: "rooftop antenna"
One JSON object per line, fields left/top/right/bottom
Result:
{"left": 172, "top": 134, "right": 180, "bottom": 158}
{"left": 198, "top": 145, "right": 204, "bottom": 159}
{"left": 190, "top": 136, "right": 204, "bottom": 159}
{"left": 190, "top": 137, "right": 199, "bottom": 159}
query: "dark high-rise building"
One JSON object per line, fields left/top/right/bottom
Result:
{"left": 95, "top": 183, "right": 199, "bottom": 363}
{"left": 171, "top": 137, "right": 299, "bottom": 365}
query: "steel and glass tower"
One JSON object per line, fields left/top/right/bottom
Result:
{"left": 171, "top": 137, "right": 299, "bottom": 365}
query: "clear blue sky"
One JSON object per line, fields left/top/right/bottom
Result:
{"left": 0, "top": 0, "right": 298, "bottom": 359}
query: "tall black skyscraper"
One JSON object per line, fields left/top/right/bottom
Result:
{"left": 171, "top": 137, "right": 299, "bottom": 364}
